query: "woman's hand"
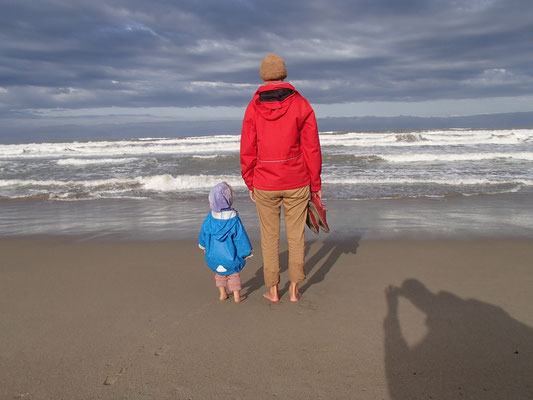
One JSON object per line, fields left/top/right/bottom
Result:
{"left": 312, "top": 190, "right": 322, "bottom": 199}
{"left": 249, "top": 190, "right": 256, "bottom": 203}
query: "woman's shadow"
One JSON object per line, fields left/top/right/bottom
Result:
{"left": 241, "top": 249, "right": 289, "bottom": 297}
{"left": 384, "top": 279, "right": 533, "bottom": 399}
{"left": 241, "top": 234, "right": 361, "bottom": 298}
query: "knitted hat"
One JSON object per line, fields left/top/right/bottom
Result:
{"left": 259, "top": 54, "right": 287, "bottom": 82}
{"left": 209, "top": 182, "right": 233, "bottom": 212}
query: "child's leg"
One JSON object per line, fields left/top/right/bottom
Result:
{"left": 218, "top": 287, "right": 229, "bottom": 301}
{"left": 215, "top": 273, "right": 229, "bottom": 301}
{"left": 227, "top": 273, "right": 245, "bottom": 303}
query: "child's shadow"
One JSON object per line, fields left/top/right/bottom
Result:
{"left": 242, "top": 235, "right": 360, "bottom": 298}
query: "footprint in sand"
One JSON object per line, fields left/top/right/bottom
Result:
{"left": 155, "top": 344, "right": 169, "bottom": 356}
{"left": 297, "top": 299, "right": 319, "bottom": 311}
{"left": 103, "top": 367, "right": 127, "bottom": 386}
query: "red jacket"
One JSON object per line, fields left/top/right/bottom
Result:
{"left": 240, "top": 82, "right": 322, "bottom": 192}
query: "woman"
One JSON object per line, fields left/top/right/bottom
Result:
{"left": 240, "top": 54, "right": 322, "bottom": 302}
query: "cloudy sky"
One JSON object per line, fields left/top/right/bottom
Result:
{"left": 1, "top": 0, "right": 533, "bottom": 140}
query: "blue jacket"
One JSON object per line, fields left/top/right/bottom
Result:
{"left": 198, "top": 211, "right": 252, "bottom": 276}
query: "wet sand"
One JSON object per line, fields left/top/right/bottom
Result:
{"left": 1, "top": 236, "right": 532, "bottom": 399}
{"left": 2, "top": 193, "right": 533, "bottom": 240}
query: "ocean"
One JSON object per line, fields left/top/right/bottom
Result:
{"left": 1, "top": 128, "right": 533, "bottom": 239}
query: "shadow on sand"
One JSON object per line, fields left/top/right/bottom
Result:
{"left": 241, "top": 234, "right": 361, "bottom": 298}
{"left": 296, "top": 234, "right": 360, "bottom": 295}
{"left": 241, "top": 249, "right": 289, "bottom": 298}
{"left": 384, "top": 279, "right": 533, "bottom": 399}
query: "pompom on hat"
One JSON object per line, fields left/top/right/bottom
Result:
{"left": 259, "top": 54, "right": 287, "bottom": 82}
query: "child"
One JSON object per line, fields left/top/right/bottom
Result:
{"left": 199, "top": 182, "right": 252, "bottom": 303}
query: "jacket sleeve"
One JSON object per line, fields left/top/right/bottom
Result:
{"left": 240, "top": 102, "right": 257, "bottom": 191}
{"left": 234, "top": 218, "right": 252, "bottom": 259}
{"left": 300, "top": 103, "right": 322, "bottom": 192}
{"left": 198, "top": 216, "right": 209, "bottom": 250}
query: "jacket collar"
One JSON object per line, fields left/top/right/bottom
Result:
{"left": 256, "top": 82, "right": 297, "bottom": 94}
{"left": 211, "top": 210, "right": 237, "bottom": 220}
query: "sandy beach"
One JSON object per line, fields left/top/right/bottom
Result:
{"left": 1, "top": 235, "right": 532, "bottom": 399}
{"left": 2, "top": 1, "right": 533, "bottom": 398}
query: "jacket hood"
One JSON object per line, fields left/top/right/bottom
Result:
{"left": 253, "top": 82, "right": 298, "bottom": 121}
{"left": 207, "top": 213, "right": 239, "bottom": 241}
{"left": 209, "top": 182, "right": 233, "bottom": 212}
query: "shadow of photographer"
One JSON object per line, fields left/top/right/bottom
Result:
{"left": 384, "top": 279, "right": 533, "bottom": 399}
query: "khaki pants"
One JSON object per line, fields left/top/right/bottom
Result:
{"left": 254, "top": 186, "right": 310, "bottom": 287}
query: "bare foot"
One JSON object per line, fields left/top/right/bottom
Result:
{"left": 218, "top": 287, "right": 229, "bottom": 301}
{"left": 263, "top": 285, "right": 279, "bottom": 303}
{"left": 234, "top": 294, "right": 246, "bottom": 303}
{"left": 289, "top": 282, "right": 301, "bottom": 302}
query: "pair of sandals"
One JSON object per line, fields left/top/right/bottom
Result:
{"left": 306, "top": 192, "right": 330, "bottom": 234}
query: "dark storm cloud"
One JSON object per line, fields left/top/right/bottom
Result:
{"left": 0, "top": 0, "right": 532, "bottom": 112}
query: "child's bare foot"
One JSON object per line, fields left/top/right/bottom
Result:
{"left": 263, "top": 285, "right": 279, "bottom": 302}
{"left": 233, "top": 292, "right": 246, "bottom": 303}
{"left": 289, "top": 282, "right": 301, "bottom": 302}
{"left": 218, "top": 287, "right": 229, "bottom": 301}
